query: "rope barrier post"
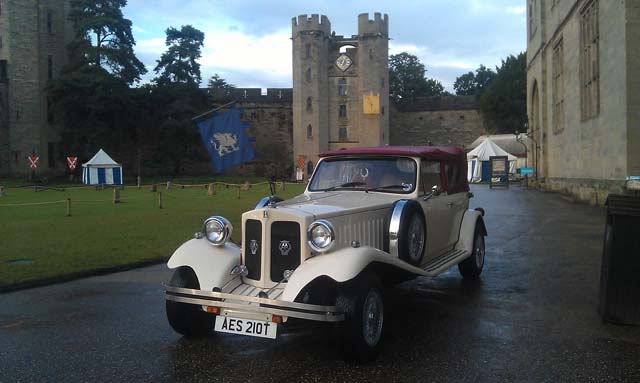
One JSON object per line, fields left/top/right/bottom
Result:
{"left": 166, "top": 181, "right": 171, "bottom": 190}
{"left": 207, "top": 183, "right": 216, "bottom": 196}
{"left": 137, "top": 175, "right": 141, "bottom": 189}
{"left": 113, "top": 188, "right": 120, "bottom": 204}
{"left": 151, "top": 183, "right": 157, "bottom": 192}
{"left": 66, "top": 198, "right": 71, "bottom": 217}
{"left": 158, "top": 191, "right": 163, "bottom": 209}
{"left": 236, "top": 186, "right": 240, "bottom": 199}
{"left": 0, "top": 185, "right": 4, "bottom": 197}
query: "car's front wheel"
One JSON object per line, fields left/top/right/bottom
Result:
{"left": 458, "top": 226, "right": 485, "bottom": 279}
{"left": 336, "top": 274, "right": 385, "bottom": 363}
{"left": 166, "top": 267, "right": 215, "bottom": 337}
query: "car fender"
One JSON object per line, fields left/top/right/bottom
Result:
{"left": 281, "top": 246, "right": 424, "bottom": 302}
{"left": 455, "top": 209, "right": 487, "bottom": 254}
{"left": 167, "top": 238, "right": 241, "bottom": 291}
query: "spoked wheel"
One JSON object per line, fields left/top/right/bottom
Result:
{"left": 166, "top": 267, "right": 215, "bottom": 337}
{"left": 458, "top": 227, "right": 485, "bottom": 279}
{"left": 385, "top": 200, "right": 426, "bottom": 266}
{"left": 336, "top": 274, "right": 386, "bottom": 363}
{"left": 406, "top": 213, "right": 426, "bottom": 265}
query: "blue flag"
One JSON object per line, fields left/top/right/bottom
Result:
{"left": 196, "top": 104, "right": 255, "bottom": 173}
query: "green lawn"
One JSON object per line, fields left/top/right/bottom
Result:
{"left": 0, "top": 181, "right": 305, "bottom": 286}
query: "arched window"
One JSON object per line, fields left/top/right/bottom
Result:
{"left": 306, "top": 96, "right": 312, "bottom": 112}
{"left": 338, "top": 78, "right": 347, "bottom": 96}
{"left": 306, "top": 68, "right": 311, "bottom": 82}
{"left": 307, "top": 124, "right": 313, "bottom": 138}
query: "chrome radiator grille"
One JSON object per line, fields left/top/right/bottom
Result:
{"left": 270, "top": 221, "right": 301, "bottom": 282}
{"left": 244, "top": 219, "right": 262, "bottom": 280}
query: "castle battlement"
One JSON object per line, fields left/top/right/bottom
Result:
{"left": 292, "top": 14, "right": 331, "bottom": 36}
{"left": 357, "top": 12, "right": 388, "bottom": 36}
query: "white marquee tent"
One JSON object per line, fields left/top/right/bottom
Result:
{"left": 82, "top": 149, "right": 123, "bottom": 185}
{"left": 467, "top": 138, "right": 517, "bottom": 183}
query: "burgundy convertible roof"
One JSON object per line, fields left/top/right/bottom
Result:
{"left": 319, "top": 145, "right": 470, "bottom": 193}
{"left": 319, "top": 146, "right": 465, "bottom": 161}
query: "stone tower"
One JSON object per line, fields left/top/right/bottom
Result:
{"left": 0, "top": 0, "right": 73, "bottom": 176}
{"left": 292, "top": 13, "right": 389, "bottom": 179}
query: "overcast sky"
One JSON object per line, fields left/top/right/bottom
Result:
{"left": 123, "top": 0, "right": 526, "bottom": 92}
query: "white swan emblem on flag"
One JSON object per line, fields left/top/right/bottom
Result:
{"left": 211, "top": 133, "right": 239, "bottom": 157}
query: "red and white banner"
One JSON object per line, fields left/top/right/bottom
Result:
{"left": 297, "top": 155, "right": 306, "bottom": 170}
{"left": 66, "top": 156, "right": 78, "bottom": 171}
{"left": 28, "top": 156, "right": 39, "bottom": 170}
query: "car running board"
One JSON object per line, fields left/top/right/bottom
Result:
{"left": 420, "top": 249, "right": 470, "bottom": 276}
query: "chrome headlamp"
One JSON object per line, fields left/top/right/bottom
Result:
{"left": 307, "top": 220, "right": 335, "bottom": 253}
{"left": 203, "top": 216, "right": 232, "bottom": 246}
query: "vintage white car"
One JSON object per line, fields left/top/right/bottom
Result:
{"left": 165, "top": 146, "right": 487, "bottom": 362}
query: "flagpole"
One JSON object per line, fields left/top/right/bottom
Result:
{"left": 191, "top": 100, "right": 236, "bottom": 121}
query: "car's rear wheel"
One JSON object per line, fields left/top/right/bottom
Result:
{"left": 166, "top": 267, "right": 215, "bottom": 337}
{"left": 458, "top": 227, "right": 485, "bottom": 279}
{"left": 336, "top": 274, "right": 385, "bottom": 363}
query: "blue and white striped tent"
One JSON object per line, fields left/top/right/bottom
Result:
{"left": 82, "top": 149, "right": 123, "bottom": 185}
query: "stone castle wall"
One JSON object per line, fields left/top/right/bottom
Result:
{"left": 0, "top": 0, "right": 72, "bottom": 176}
{"left": 209, "top": 90, "right": 294, "bottom": 177}
{"left": 208, "top": 91, "right": 485, "bottom": 178}
{"left": 389, "top": 96, "right": 486, "bottom": 147}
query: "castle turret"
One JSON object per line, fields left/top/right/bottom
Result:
{"left": 292, "top": 14, "right": 331, "bottom": 177}
{"left": 357, "top": 13, "right": 389, "bottom": 146}
{"left": 292, "top": 13, "right": 389, "bottom": 179}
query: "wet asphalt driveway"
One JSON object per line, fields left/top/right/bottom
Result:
{"left": 1, "top": 185, "right": 639, "bottom": 382}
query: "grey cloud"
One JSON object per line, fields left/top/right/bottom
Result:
{"left": 124, "top": 0, "right": 526, "bottom": 90}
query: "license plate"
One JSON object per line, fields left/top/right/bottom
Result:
{"left": 214, "top": 316, "right": 277, "bottom": 339}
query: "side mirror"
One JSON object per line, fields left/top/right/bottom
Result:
{"left": 423, "top": 185, "right": 442, "bottom": 201}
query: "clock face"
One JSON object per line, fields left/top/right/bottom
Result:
{"left": 335, "top": 54, "right": 353, "bottom": 72}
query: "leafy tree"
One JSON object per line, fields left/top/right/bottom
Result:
{"left": 454, "top": 65, "right": 496, "bottom": 96}
{"left": 208, "top": 74, "right": 235, "bottom": 99}
{"left": 47, "top": 66, "right": 136, "bottom": 159}
{"left": 424, "top": 78, "right": 445, "bottom": 97}
{"left": 154, "top": 25, "right": 205, "bottom": 85}
{"left": 474, "top": 65, "right": 496, "bottom": 94}
{"left": 68, "top": 0, "right": 146, "bottom": 84}
{"left": 453, "top": 72, "right": 477, "bottom": 96}
{"left": 144, "top": 83, "right": 208, "bottom": 175}
{"left": 478, "top": 53, "right": 526, "bottom": 134}
{"left": 389, "top": 52, "right": 444, "bottom": 101}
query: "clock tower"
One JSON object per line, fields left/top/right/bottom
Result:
{"left": 292, "top": 13, "right": 389, "bottom": 179}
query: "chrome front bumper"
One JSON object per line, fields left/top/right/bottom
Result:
{"left": 165, "top": 286, "right": 345, "bottom": 322}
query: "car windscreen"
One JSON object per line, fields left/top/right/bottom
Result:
{"left": 308, "top": 157, "right": 417, "bottom": 193}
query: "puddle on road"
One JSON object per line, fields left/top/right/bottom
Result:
{"left": 7, "top": 259, "right": 34, "bottom": 265}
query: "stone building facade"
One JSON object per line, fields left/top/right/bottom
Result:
{"left": 0, "top": 0, "right": 73, "bottom": 176}
{"left": 390, "top": 96, "right": 486, "bottom": 148}
{"left": 292, "top": 13, "right": 389, "bottom": 178}
{"left": 526, "top": 0, "right": 640, "bottom": 205}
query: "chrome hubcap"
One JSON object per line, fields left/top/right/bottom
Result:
{"left": 475, "top": 235, "right": 485, "bottom": 269}
{"left": 407, "top": 216, "right": 424, "bottom": 261}
{"left": 362, "top": 289, "right": 384, "bottom": 347}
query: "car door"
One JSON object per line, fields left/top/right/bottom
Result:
{"left": 418, "top": 161, "right": 455, "bottom": 260}
{"left": 443, "top": 162, "right": 469, "bottom": 247}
